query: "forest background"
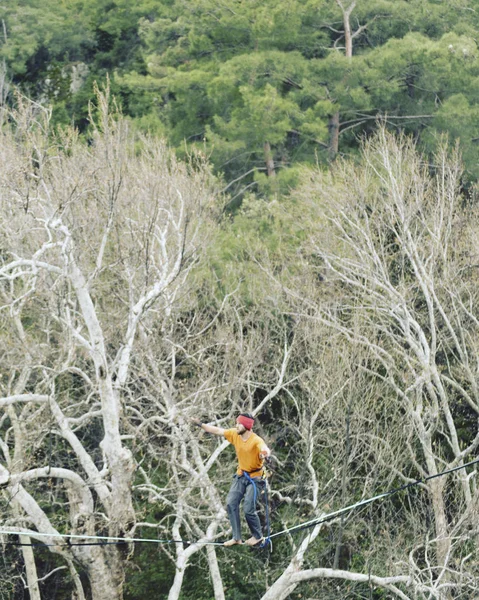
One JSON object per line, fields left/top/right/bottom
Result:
{"left": 2, "top": 1, "right": 479, "bottom": 599}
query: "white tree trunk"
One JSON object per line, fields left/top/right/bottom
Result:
{"left": 20, "top": 535, "right": 41, "bottom": 600}
{"left": 168, "top": 552, "right": 188, "bottom": 600}
{"left": 206, "top": 545, "right": 225, "bottom": 600}
{"left": 82, "top": 546, "right": 124, "bottom": 600}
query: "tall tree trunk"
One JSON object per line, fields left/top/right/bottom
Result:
{"left": 328, "top": 112, "right": 340, "bottom": 161}
{"left": 206, "top": 545, "right": 225, "bottom": 600}
{"left": 329, "top": 1, "right": 355, "bottom": 160}
{"left": 422, "top": 436, "right": 452, "bottom": 597}
{"left": 263, "top": 141, "right": 276, "bottom": 178}
{"left": 9, "top": 390, "right": 41, "bottom": 600}
{"left": 428, "top": 478, "right": 451, "bottom": 575}
{"left": 338, "top": 0, "right": 355, "bottom": 59}
{"left": 83, "top": 546, "right": 125, "bottom": 600}
{"left": 20, "top": 535, "right": 41, "bottom": 600}
{"left": 333, "top": 393, "right": 353, "bottom": 570}
{"left": 168, "top": 552, "right": 188, "bottom": 600}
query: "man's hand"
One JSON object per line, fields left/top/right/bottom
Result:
{"left": 263, "top": 454, "right": 276, "bottom": 472}
{"left": 190, "top": 419, "right": 225, "bottom": 436}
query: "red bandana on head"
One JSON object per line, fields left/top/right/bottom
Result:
{"left": 236, "top": 415, "right": 254, "bottom": 430}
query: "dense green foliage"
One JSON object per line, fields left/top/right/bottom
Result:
{"left": 3, "top": 0, "right": 479, "bottom": 196}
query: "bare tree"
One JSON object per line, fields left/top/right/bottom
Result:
{"left": 281, "top": 127, "right": 479, "bottom": 598}
{"left": 0, "top": 88, "right": 219, "bottom": 599}
{"left": 327, "top": 0, "right": 380, "bottom": 160}
{"left": 125, "top": 291, "right": 296, "bottom": 600}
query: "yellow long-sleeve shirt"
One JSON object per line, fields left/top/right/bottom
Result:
{"left": 224, "top": 428, "right": 266, "bottom": 477}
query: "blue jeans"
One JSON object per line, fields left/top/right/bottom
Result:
{"left": 226, "top": 474, "right": 265, "bottom": 540}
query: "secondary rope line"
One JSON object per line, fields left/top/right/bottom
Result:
{"left": 0, "top": 530, "right": 224, "bottom": 547}
{"left": 269, "top": 456, "right": 479, "bottom": 539}
{"left": 1, "top": 457, "right": 478, "bottom": 548}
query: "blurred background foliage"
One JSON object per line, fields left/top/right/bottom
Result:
{"left": 3, "top": 0, "right": 479, "bottom": 199}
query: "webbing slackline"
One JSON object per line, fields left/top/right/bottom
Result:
{"left": 1, "top": 456, "right": 478, "bottom": 548}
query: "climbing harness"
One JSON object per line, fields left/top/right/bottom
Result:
{"left": 241, "top": 470, "right": 261, "bottom": 504}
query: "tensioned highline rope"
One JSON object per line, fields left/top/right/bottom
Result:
{"left": 1, "top": 457, "right": 478, "bottom": 548}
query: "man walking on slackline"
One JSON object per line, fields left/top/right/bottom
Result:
{"left": 192, "top": 412, "right": 271, "bottom": 547}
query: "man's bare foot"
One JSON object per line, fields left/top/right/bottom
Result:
{"left": 245, "top": 536, "right": 264, "bottom": 546}
{"left": 223, "top": 539, "right": 242, "bottom": 547}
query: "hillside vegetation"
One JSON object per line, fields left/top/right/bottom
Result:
{"left": 1, "top": 3, "right": 479, "bottom": 599}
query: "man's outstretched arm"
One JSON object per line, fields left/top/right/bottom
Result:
{"left": 191, "top": 417, "right": 225, "bottom": 437}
